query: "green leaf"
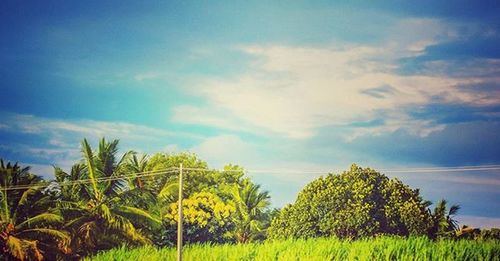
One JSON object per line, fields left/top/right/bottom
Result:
{"left": 158, "top": 181, "right": 178, "bottom": 202}
{"left": 18, "top": 228, "right": 70, "bottom": 241}
{"left": 116, "top": 206, "right": 161, "bottom": 225}
{"left": 82, "top": 138, "right": 101, "bottom": 201}
{"left": 16, "top": 213, "right": 63, "bottom": 230}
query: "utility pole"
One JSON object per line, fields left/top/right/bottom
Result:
{"left": 177, "top": 163, "right": 183, "bottom": 261}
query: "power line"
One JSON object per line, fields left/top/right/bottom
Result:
{"left": 182, "top": 165, "right": 500, "bottom": 174}
{"left": 0, "top": 168, "right": 179, "bottom": 191}
{"left": 379, "top": 167, "right": 500, "bottom": 173}
{"left": 2, "top": 164, "right": 499, "bottom": 191}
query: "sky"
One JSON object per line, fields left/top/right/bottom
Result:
{"left": 1, "top": 1, "right": 499, "bottom": 228}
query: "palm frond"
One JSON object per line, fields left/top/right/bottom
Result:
{"left": 111, "top": 216, "right": 150, "bottom": 244}
{"left": 27, "top": 240, "right": 44, "bottom": 261}
{"left": 78, "top": 221, "right": 99, "bottom": 247}
{"left": 102, "top": 178, "right": 127, "bottom": 199}
{"left": 56, "top": 199, "right": 82, "bottom": 209}
{"left": 16, "top": 187, "right": 42, "bottom": 210}
{"left": 16, "top": 213, "right": 64, "bottom": 230}
{"left": 117, "top": 150, "right": 135, "bottom": 169}
{"left": 53, "top": 166, "right": 69, "bottom": 183}
{"left": 114, "top": 205, "right": 161, "bottom": 225}
{"left": 17, "top": 228, "right": 70, "bottom": 241}
{"left": 117, "top": 187, "right": 156, "bottom": 208}
{"left": 64, "top": 214, "right": 92, "bottom": 229}
{"left": 5, "top": 235, "right": 27, "bottom": 261}
{"left": 98, "top": 138, "right": 120, "bottom": 177}
{"left": 448, "top": 204, "right": 461, "bottom": 216}
{"left": 97, "top": 203, "right": 114, "bottom": 223}
{"left": 158, "top": 181, "right": 178, "bottom": 202}
{"left": 81, "top": 139, "right": 101, "bottom": 201}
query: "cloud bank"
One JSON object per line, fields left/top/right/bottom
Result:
{"left": 173, "top": 19, "right": 499, "bottom": 141}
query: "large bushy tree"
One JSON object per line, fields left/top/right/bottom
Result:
{"left": 268, "top": 164, "right": 432, "bottom": 239}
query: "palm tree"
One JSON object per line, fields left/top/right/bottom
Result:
{"left": 0, "top": 160, "right": 69, "bottom": 261}
{"left": 54, "top": 163, "right": 87, "bottom": 202}
{"left": 429, "top": 199, "right": 460, "bottom": 238}
{"left": 231, "top": 179, "right": 270, "bottom": 243}
{"left": 56, "top": 138, "right": 160, "bottom": 256}
{"left": 119, "top": 153, "right": 161, "bottom": 211}
{"left": 124, "top": 154, "right": 149, "bottom": 190}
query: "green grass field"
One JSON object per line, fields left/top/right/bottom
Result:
{"left": 87, "top": 237, "right": 500, "bottom": 261}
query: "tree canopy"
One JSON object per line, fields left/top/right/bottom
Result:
{"left": 0, "top": 138, "right": 493, "bottom": 260}
{"left": 268, "top": 164, "right": 432, "bottom": 239}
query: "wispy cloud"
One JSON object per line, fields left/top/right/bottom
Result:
{"left": 0, "top": 112, "right": 205, "bottom": 177}
{"left": 191, "top": 134, "right": 261, "bottom": 169}
{"left": 134, "top": 71, "right": 161, "bottom": 81}
{"left": 24, "top": 163, "right": 59, "bottom": 179}
{"left": 3, "top": 112, "right": 202, "bottom": 142}
{"left": 173, "top": 18, "right": 499, "bottom": 139}
{"left": 172, "top": 105, "right": 265, "bottom": 135}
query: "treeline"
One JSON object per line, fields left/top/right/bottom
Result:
{"left": 268, "top": 164, "right": 500, "bottom": 241}
{"left": 0, "top": 138, "right": 498, "bottom": 260}
{"left": 1, "top": 138, "right": 273, "bottom": 260}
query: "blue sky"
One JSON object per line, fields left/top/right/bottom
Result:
{"left": 1, "top": 1, "right": 499, "bottom": 227}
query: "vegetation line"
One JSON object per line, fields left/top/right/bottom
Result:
{"left": 1, "top": 137, "right": 499, "bottom": 260}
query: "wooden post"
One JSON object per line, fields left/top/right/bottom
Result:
{"left": 177, "top": 163, "right": 183, "bottom": 261}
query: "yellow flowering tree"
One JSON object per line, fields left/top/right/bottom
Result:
{"left": 164, "top": 192, "right": 235, "bottom": 243}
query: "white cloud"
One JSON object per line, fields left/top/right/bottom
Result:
{"left": 26, "top": 161, "right": 76, "bottom": 179}
{"left": 173, "top": 18, "right": 497, "bottom": 139}
{"left": 345, "top": 112, "right": 446, "bottom": 141}
{"left": 26, "top": 163, "right": 57, "bottom": 179}
{"left": 0, "top": 143, "right": 79, "bottom": 172}
{"left": 172, "top": 105, "right": 263, "bottom": 135}
{"left": 0, "top": 112, "right": 205, "bottom": 173}
{"left": 191, "top": 135, "right": 260, "bottom": 168}
{"left": 385, "top": 18, "right": 455, "bottom": 56}
{"left": 6, "top": 113, "right": 202, "bottom": 142}
{"left": 163, "top": 144, "right": 179, "bottom": 152}
{"left": 134, "top": 71, "right": 161, "bottom": 81}
{"left": 26, "top": 147, "right": 79, "bottom": 160}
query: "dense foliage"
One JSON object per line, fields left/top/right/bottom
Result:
{"left": 0, "top": 138, "right": 498, "bottom": 260}
{"left": 164, "top": 191, "right": 235, "bottom": 244}
{"left": 86, "top": 236, "right": 500, "bottom": 261}
{"left": 268, "top": 164, "right": 433, "bottom": 239}
{"left": 0, "top": 160, "right": 69, "bottom": 261}
{"left": 53, "top": 139, "right": 161, "bottom": 258}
